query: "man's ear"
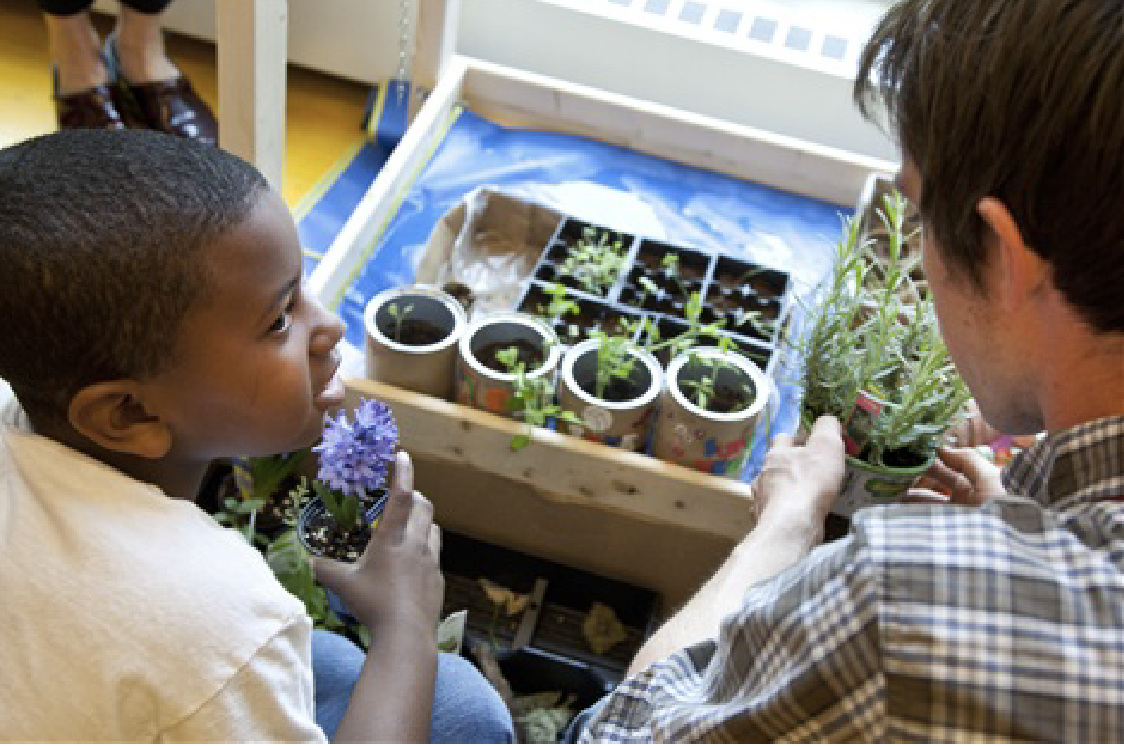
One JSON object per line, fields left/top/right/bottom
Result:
{"left": 977, "top": 197, "right": 1050, "bottom": 311}
{"left": 67, "top": 381, "right": 172, "bottom": 459}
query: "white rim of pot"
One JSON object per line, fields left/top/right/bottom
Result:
{"left": 459, "top": 312, "right": 561, "bottom": 382}
{"left": 561, "top": 338, "right": 662, "bottom": 410}
{"left": 364, "top": 285, "right": 467, "bottom": 355}
{"left": 666, "top": 346, "right": 770, "bottom": 421}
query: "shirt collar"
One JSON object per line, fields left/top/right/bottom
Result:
{"left": 1002, "top": 414, "right": 1124, "bottom": 510}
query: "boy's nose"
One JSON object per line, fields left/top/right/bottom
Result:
{"left": 309, "top": 299, "right": 345, "bottom": 353}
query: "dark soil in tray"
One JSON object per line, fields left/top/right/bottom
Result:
{"left": 477, "top": 339, "right": 545, "bottom": 374}
{"left": 379, "top": 317, "right": 448, "bottom": 346}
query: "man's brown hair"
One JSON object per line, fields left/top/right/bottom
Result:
{"left": 855, "top": 0, "right": 1124, "bottom": 334}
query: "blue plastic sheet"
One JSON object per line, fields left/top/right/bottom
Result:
{"left": 335, "top": 111, "right": 851, "bottom": 481}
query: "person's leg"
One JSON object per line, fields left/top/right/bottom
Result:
{"left": 112, "top": 1, "right": 177, "bottom": 84}
{"left": 39, "top": 3, "right": 105, "bottom": 95}
{"left": 311, "top": 629, "right": 514, "bottom": 743}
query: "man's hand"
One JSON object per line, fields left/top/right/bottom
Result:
{"left": 754, "top": 415, "right": 846, "bottom": 535}
{"left": 312, "top": 451, "right": 444, "bottom": 633}
{"left": 908, "top": 446, "right": 1005, "bottom": 506}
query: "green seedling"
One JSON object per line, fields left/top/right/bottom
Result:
{"left": 496, "top": 345, "right": 581, "bottom": 451}
{"left": 386, "top": 301, "right": 414, "bottom": 343}
{"left": 560, "top": 226, "right": 628, "bottom": 294}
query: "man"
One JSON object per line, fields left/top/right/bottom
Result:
{"left": 578, "top": 0, "right": 1124, "bottom": 741}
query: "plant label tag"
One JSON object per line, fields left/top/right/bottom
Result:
{"left": 582, "top": 405, "right": 612, "bottom": 433}
{"left": 843, "top": 390, "right": 883, "bottom": 457}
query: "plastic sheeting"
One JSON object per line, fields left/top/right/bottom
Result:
{"left": 335, "top": 110, "right": 851, "bottom": 481}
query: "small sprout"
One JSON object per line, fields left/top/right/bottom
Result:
{"left": 538, "top": 282, "right": 579, "bottom": 321}
{"left": 386, "top": 302, "right": 414, "bottom": 343}
{"left": 496, "top": 342, "right": 580, "bottom": 451}
{"left": 591, "top": 331, "right": 637, "bottom": 401}
{"left": 560, "top": 227, "right": 628, "bottom": 294}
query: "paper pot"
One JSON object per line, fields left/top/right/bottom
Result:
{"left": 652, "top": 346, "right": 770, "bottom": 477}
{"left": 455, "top": 313, "right": 561, "bottom": 418}
{"left": 557, "top": 338, "right": 663, "bottom": 452}
{"left": 364, "top": 286, "right": 467, "bottom": 401}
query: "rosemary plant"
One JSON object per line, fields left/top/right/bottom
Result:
{"left": 796, "top": 190, "right": 970, "bottom": 467}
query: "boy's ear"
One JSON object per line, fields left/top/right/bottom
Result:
{"left": 976, "top": 197, "right": 1050, "bottom": 311}
{"left": 67, "top": 381, "right": 173, "bottom": 459}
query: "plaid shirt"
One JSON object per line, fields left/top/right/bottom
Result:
{"left": 580, "top": 415, "right": 1124, "bottom": 742}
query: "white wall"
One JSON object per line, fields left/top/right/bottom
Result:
{"left": 102, "top": 0, "right": 897, "bottom": 161}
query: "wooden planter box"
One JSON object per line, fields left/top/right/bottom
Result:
{"left": 315, "top": 55, "right": 893, "bottom": 610}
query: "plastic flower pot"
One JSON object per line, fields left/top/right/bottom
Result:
{"left": 364, "top": 285, "right": 467, "bottom": 401}
{"left": 833, "top": 453, "right": 936, "bottom": 517}
{"left": 455, "top": 312, "right": 562, "bottom": 418}
{"left": 297, "top": 492, "right": 389, "bottom": 624}
{"left": 652, "top": 346, "right": 770, "bottom": 478}
{"left": 797, "top": 410, "right": 936, "bottom": 518}
{"left": 556, "top": 338, "right": 662, "bottom": 452}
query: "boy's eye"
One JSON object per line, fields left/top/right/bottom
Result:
{"left": 268, "top": 293, "right": 299, "bottom": 334}
{"left": 268, "top": 311, "right": 292, "bottom": 334}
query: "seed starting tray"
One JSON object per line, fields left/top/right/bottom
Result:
{"left": 514, "top": 216, "right": 793, "bottom": 376}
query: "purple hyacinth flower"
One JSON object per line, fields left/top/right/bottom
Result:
{"left": 313, "top": 398, "right": 399, "bottom": 496}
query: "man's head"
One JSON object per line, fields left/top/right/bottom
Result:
{"left": 855, "top": 0, "right": 1124, "bottom": 432}
{"left": 0, "top": 130, "right": 345, "bottom": 475}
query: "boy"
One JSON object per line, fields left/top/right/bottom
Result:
{"left": 0, "top": 129, "right": 513, "bottom": 742}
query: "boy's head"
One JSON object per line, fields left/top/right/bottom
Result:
{"left": 0, "top": 130, "right": 345, "bottom": 472}
{"left": 854, "top": 0, "right": 1124, "bottom": 336}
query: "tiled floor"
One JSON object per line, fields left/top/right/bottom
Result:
{"left": 0, "top": 0, "right": 371, "bottom": 207}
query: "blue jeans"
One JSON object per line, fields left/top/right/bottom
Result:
{"left": 311, "top": 629, "right": 514, "bottom": 743}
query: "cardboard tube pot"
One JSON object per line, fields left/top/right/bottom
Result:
{"left": 364, "top": 286, "right": 467, "bottom": 400}
{"left": 456, "top": 313, "right": 561, "bottom": 418}
{"left": 653, "top": 346, "right": 770, "bottom": 478}
{"left": 557, "top": 338, "right": 662, "bottom": 452}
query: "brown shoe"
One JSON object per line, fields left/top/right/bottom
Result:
{"left": 55, "top": 84, "right": 128, "bottom": 131}
{"left": 124, "top": 76, "right": 219, "bottom": 146}
{"left": 103, "top": 37, "right": 218, "bottom": 146}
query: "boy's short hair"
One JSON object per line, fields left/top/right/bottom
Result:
{"left": 0, "top": 129, "right": 269, "bottom": 424}
{"left": 855, "top": 0, "right": 1124, "bottom": 334}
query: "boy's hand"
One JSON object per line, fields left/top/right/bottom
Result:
{"left": 907, "top": 446, "right": 1005, "bottom": 506}
{"left": 754, "top": 415, "right": 846, "bottom": 532}
{"left": 311, "top": 452, "right": 444, "bottom": 632}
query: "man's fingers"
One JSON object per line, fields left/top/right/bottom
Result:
{"left": 903, "top": 487, "right": 951, "bottom": 504}
{"left": 807, "top": 415, "right": 843, "bottom": 452}
{"left": 937, "top": 447, "right": 1004, "bottom": 498}
{"left": 771, "top": 433, "right": 794, "bottom": 449}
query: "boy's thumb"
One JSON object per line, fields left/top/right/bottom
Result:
{"left": 310, "top": 556, "right": 348, "bottom": 589}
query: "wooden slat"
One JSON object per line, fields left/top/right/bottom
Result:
{"left": 345, "top": 377, "right": 758, "bottom": 538}
{"left": 343, "top": 377, "right": 753, "bottom": 607}
{"left": 307, "top": 56, "right": 468, "bottom": 308}
{"left": 457, "top": 56, "right": 893, "bottom": 206}
{"left": 215, "top": 0, "right": 288, "bottom": 192}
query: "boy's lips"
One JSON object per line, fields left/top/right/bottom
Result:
{"left": 315, "top": 356, "right": 346, "bottom": 408}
